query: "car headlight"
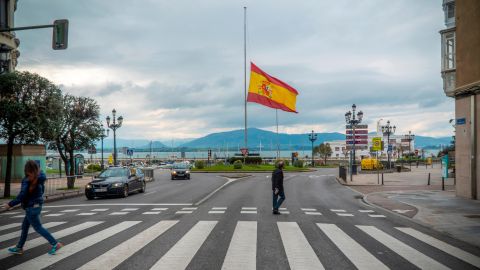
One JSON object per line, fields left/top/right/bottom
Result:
{"left": 112, "top": 182, "right": 123, "bottom": 187}
{"left": 186, "top": 170, "right": 190, "bottom": 174}
{"left": 86, "top": 184, "right": 92, "bottom": 189}
{"left": 172, "top": 171, "right": 177, "bottom": 174}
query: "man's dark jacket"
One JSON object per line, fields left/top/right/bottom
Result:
{"left": 271, "top": 168, "right": 284, "bottom": 191}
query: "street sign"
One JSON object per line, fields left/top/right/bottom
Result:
{"left": 372, "top": 137, "right": 382, "bottom": 151}
{"left": 456, "top": 118, "right": 466, "bottom": 125}
{"left": 387, "top": 144, "right": 393, "bottom": 152}
{"left": 240, "top": 148, "right": 249, "bottom": 156}
{"left": 126, "top": 149, "right": 134, "bottom": 156}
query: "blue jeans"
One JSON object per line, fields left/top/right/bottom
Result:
{"left": 17, "top": 205, "right": 57, "bottom": 248}
{"left": 272, "top": 190, "right": 286, "bottom": 210}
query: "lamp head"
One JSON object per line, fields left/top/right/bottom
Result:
{"left": 112, "top": 109, "right": 116, "bottom": 116}
{"left": 352, "top": 104, "right": 356, "bottom": 111}
{"left": 118, "top": 116, "right": 123, "bottom": 127}
{"left": 106, "top": 116, "right": 111, "bottom": 127}
{"left": 357, "top": 110, "right": 363, "bottom": 122}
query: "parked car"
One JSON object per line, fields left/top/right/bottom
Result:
{"left": 85, "top": 166, "right": 146, "bottom": 199}
{"left": 171, "top": 163, "right": 191, "bottom": 180}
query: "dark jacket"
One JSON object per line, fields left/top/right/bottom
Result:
{"left": 271, "top": 168, "right": 284, "bottom": 191}
{"left": 8, "top": 171, "right": 47, "bottom": 209}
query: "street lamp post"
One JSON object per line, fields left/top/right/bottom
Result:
{"left": 308, "top": 130, "right": 317, "bottom": 167}
{"left": 381, "top": 120, "right": 396, "bottom": 169}
{"left": 345, "top": 104, "right": 363, "bottom": 181}
{"left": 106, "top": 109, "right": 123, "bottom": 166}
{"left": 99, "top": 126, "right": 109, "bottom": 170}
{"left": 405, "top": 130, "right": 415, "bottom": 170}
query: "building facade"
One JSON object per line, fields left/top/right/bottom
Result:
{"left": 440, "top": 0, "right": 480, "bottom": 200}
{"left": 0, "top": 0, "right": 19, "bottom": 74}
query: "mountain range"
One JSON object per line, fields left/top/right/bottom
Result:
{"left": 93, "top": 128, "right": 452, "bottom": 150}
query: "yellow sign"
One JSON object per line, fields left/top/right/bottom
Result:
{"left": 372, "top": 137, "right": 382, "bottom": 151}
{"left": 108, "top": 154, "right": 113, "bottom": 165}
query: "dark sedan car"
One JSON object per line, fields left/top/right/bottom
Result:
{"left": 85, "top": 166, "right": 146, "bottom": 199}
{"left": 171, "top": 163, "right": 191, "bottom": 180}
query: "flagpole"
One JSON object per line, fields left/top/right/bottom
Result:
{"left": 276, "top": 109, "right": 279, "bottom": 159}
{"left": 244, "top": 6, "right": 248, "bottom": 152}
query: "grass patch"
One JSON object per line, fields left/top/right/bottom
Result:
{"left": 56, "top": 187, "right": 81, "bottom": 191}
{"left": 46, "top": 168, "right": 60, "bottom": 174}
{"left": 0, "top": 195, "right": 17, "bottom": 200}
{"left": 193, "top": 164, "right": 310, "bottom": 172}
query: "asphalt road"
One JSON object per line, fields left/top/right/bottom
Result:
{"left": 1, "top": 169, "right": 479, "bottom": 270}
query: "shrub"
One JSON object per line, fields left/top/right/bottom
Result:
{"left": 233, "top": 160, "right": 243, "bottom": 169}
{"left": 216, "top": 161, "right": 225, "bottom": 166}
{"left": 195, "top": 160, "right": 205, "bottom": 169}
{"left": 293, "top": 160, "right": 304, "bottom": 168}
{"left": 228, "top": 156, "right": 262, "bottom": 165}
{"left": 275, "top": 159, "right": 290, "bottom": 168}
{"left": 86, "top": 164, "right": 102, "bottom": 171}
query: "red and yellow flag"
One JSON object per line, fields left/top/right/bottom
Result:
{"left": 247, "top": 62, "right": 299, "bottom": 113}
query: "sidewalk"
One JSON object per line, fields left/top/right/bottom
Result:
{"left": 338, "top": 164, "right": 480, "bottom": 248}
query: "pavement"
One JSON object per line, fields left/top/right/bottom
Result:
{"left": 0, "top": 168, "right": 479, "bottom": 269}
{"left": 337, "top": 164, "right": 480, "bottom": 248}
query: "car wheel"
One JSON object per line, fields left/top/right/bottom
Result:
{"left": 122, "top": 185, "right": 129, "bottom": 198}
{"left": 171, "top": 176, "right": 175, "bottom": 180}
{"left": 187, "top": 175, "right": 190, "bottom": 180}
{"left": 86, "top": 194, "right": 94, "bottom": 200}
{"left": 140, "top": 181, "right": 146, "bottom": 193}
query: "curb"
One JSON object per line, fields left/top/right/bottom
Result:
{"left": 192, "top": 169, "right": 313, "bottom": 173}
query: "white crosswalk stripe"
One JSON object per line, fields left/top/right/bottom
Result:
{"left": 150, "top": 221, "right": 217, "bottom": 270}
{"left": 0, "top": 223, "right": 21, "bottom": 232}
{"left": 396, "top": 227, "right": 480, "bottom": 268}
{"left": 91, "top": 208, "right": 109, "bottom": 211}
{"left": 44, "top": 213, "right": 65, "bottom": 217}
{"left": 277, "top": 222, "right": 325, "bottom": 270}
{"left": 60, "top": 209, "right": 80, "bottom": 213}
{"left": 9, "top": 221, "right": 141, "bottom": 270}
{"left": 222, "top": 221, "right": 257, "bottom": 270}
{"left": 0, "top": 222, "right": 66, "bottom": 243}
{"left": 0, "top": 221, "right": 103, "bottom": 260}
{"left": 317, "top": 223, "right": 388, "bottom": 270}
{"left": 357, "top": 225, "right": 449, "bottom": 270}
{"left": 77, "top": 212, "right": 97, "bottom": 216}
{"left": 77, "top": 220, "right": 178, "bottom": 270}
{"left": 305, "top": 212, "right": 322, "bottom": 215}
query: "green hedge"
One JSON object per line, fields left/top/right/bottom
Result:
{"left": 293, "top": 160, "right": 304, "bottom": 168}
{"left": 228, "top": 156, "right": 262, "bottom": 165}
{"left": 195, "top": 160, "right": 205, "bottom": 169}
{"left": 233, "top": 160, "right": 243, "bottom": 169}
{"left": 86, "top": 164, "right": 102, "bottom": 171}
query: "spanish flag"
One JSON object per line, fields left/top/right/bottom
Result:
{"left": 247, "top": 62, "right": 298, "bottom": 113}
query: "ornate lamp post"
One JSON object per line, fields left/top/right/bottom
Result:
{"left": 381, "top": 120, "right": 396, "bottom": 169}
{"left": 106, "top": 109, "right": 123, "bottom": 166}
{"left": 308, "top": 130, "right": 317, "bottom": 167}
{"left": 99, "top": 126, "right": 109, "bottom": 170}
{"left": 405, "top": 130, "right": 415, "bottom": 170}
{"left": 345, "top": 104, "right": 363, "bottom": 180}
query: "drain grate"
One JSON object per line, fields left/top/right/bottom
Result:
{"left": 354, "top": 195, "right": 363, "bottom": 199}
{"left": 464, "top": 214, "right": 480, "bottom": 219}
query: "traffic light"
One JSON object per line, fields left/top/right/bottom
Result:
{"left": 52, "top": 19, "right": 68, "bottom": 50}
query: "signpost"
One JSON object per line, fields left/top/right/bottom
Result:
{"left": 127, "top": 148, "right": 134, "bottom": 164}
{"left": 372, "top": 137, "right": 382, "bottom": 151}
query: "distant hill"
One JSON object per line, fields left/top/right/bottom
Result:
{"left": 414, "top": 135, "right": 452, "bottom": 148}
{"left": 94, "top": 139, "right": 166, "bottom": 150}
{"left": 179, "top": 128, "right": 345, "bottom": 150}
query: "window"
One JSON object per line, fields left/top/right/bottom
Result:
{"left": 446, "top": 2, "right": 455, "bottom": 19}
{"left": 441, "top": 31, "right": 455, "bottom": 71}
{"left": 0, "top": 0, "right": 8, "bottom": 29}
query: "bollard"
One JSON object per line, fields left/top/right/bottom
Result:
{"left": 442, "top": 177, "right": 445, "bottom": 191}
{"left": 428, "top": 173, "right": 430, "bottom": 185}
{"left": 381, "top": 173, "right": 384, "bottom": 185}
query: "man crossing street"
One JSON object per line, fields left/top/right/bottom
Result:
{"left": 272, "top": 161, "right": 286, "bottom": 215}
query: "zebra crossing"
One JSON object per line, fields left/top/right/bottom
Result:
{"left": 1, "top": 218, "right": 479, "bottom": 270}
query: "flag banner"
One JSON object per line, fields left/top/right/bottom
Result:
{"left": 247, "top": 62, "right": 298, "bottom": 113}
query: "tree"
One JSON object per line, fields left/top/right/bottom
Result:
{"left": 47, "top": 95, "right": 102, "bottom": 188}
{"left": 0, "top": 72, "right": 61, "bottom": 197}
{"left": 313, "top": 143, "right": 332, "bottom": 165}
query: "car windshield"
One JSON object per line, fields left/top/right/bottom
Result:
{"left": 173, "top": 164, "right": 188, "bottom": 169}
{"left": 98, "top": 168, "right": 128, "bottom": 178}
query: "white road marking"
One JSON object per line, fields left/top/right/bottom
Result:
{"left": 77, "top": 220, "right": 178, "bottom": 270}
{"left": 358, "top": 210, "right": 375, "bottom": 213}
{"left": 109, "top": 212, "right": 128, "bottom": 215}
{"left": 301, "top": 208, "right": 317, "bottom": 211}
{"left": 280, "top": 211, "right": 290, "bottom": 214}
{"left": 143, "top": 212, "right": 161, "bottom": 215}
{"left": 10, "top": 215, "right": 25, "bottom": 218}
{"left": 277, "top": 222, "right": 325, "bottom": 270}
{"left": 182, "top": 207, "right": 198, "bottom": 210}
{"left": 91, "top": 209, "right": 109, "bottom": 211}
{"left": 241, "top": 211, "right": 257, "bottom": 214}
{"left": 10, "top": 221, "right": 141, "bottom": 270}
{"left": 368, "top": 214, "right": 386, "bottom": 218}
{"left": 175, "top": 211, "right": 193, "bottom": 214}
{"left": 305, "top": 212, "right": 322, "bottom": 215}
{"left": 152, "top": 208, "right": 168, "bottom": 211}
{"left": 0, "top": 223, "right": 20, "bottom": 232}
{"left": 121, "top": 208, "right": 139, "bottom": 211}
{"left": 317, "top": 223, "right": 388, "bottom": 270}
{"left": 208, "top": 211, "right": 225, "bottom": 214}
{"left": 242, "top": 207, "right": 257, "bottom": 210}
{"left": 41, "top": 211, "right": 50, "bottom": 213}
{"left": 45, "top": 213, "right": 65, "bottom": 217}
{"left": 279, "top": 208, "right": 287, "bottom": 210}
{"left": 0, "top": 221, "right": 103, "bottom": 260}
{"left": 337, "top": 213, "right": 354, "bottom": 217}
{"left": 143, "top": 190, "right": 158, "bottom": 196}
{"left": 357, "top": 225, "right": 449, "bottom": 270}
{"left": 396, "top": 227, "right": 480, "bottom": 268}
{"left": 330, "top": 209, "right": 346, "bottom": 212}
{"left": 150, "top": 221, "right": 217, "bottom": 270}
{"left": 60, "top": 209, "right": 80, "bottom": 213}
{"left": 0, "top": 211, "right": 21, "bottom": 215}
{"left": 77, "top": 213, "right": 97, "bottom": 216}
{"left": 0, "top": 222, "right": 66, "bottom": 242}
{"left": 222, "top": 221, "right": 257, "bottom": 270}
{"left": 42, "top": 203, "right": 192, "bottom": 208}
{"left": 393, "top": 209, "right": 413, "bottom": 214}
{"left": 212, "top": 207, "right": 227, "bottom": 210}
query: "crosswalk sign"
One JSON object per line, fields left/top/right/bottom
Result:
{"left": 372, "top": 137, "right": 382, "bottom": 151}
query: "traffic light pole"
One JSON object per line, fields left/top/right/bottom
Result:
{"left": 0, "top": 24, "right": 54, "bottom": 32}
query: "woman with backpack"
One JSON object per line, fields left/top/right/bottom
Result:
{"left": 2, "top": 160, "right": 63, "bottom": 255}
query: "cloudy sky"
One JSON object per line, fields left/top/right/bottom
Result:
{"left": 14, "top": 0, "right": 453, "bottom": 140}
